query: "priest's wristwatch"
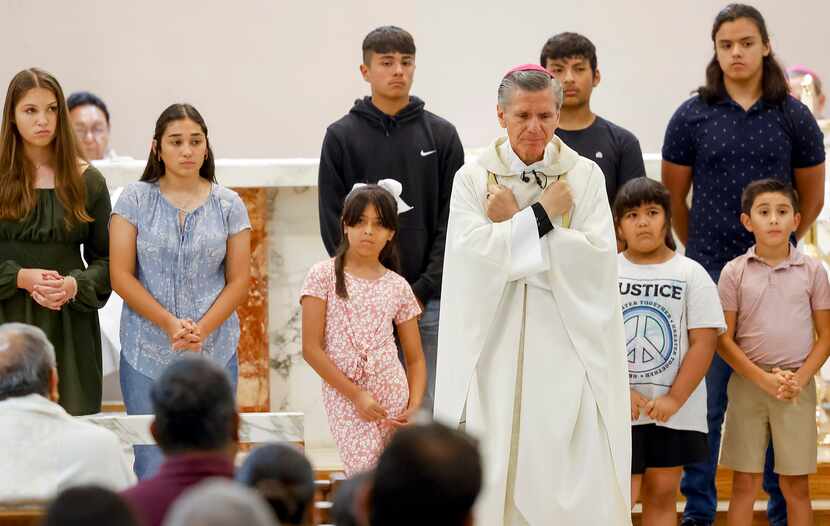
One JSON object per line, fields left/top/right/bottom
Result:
{"left": 531, "top": 202, "right": 555, "bottom": 238}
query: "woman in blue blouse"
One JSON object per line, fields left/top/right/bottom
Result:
{"left": 110, "top": 103, "right": 251, "bottom": 479}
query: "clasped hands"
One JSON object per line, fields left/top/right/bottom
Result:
{"left": 17, "top": 268, "right": 77, "bottom": 311}
{"left": 630, "top": 390, "right": 682, "bottom": 423}
{"left": 631, "top": 368, "right": 805, "bottom": 424}
{"left": 760, "top": 367, "right": 804, "bottom": 401}
{"left": 485, "top": 180, "right": 573, "bottom": 223}
{"left": 352, "top": 390, "right": 418, "bottom": 428}
{"left": 164, "top": 316, "right": 203, "bottom": 352}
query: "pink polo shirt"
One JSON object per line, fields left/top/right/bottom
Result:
{"left": 718, "top": 245, "right": 830, "bottom": 369}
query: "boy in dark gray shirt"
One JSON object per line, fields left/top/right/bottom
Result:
{"left": 541, "top": 32, "right": 645, "bottom": 203}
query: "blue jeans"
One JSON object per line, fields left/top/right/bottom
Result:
{"left": 418, "top": 299, "right": 440, "bottom": 414}
{"left": 120, "top": 353, "right": 238, "bottom": 480}
{"left": 681, "top": 353, "right": 787, "bottom": 525}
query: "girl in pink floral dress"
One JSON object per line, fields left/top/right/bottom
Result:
{"left": 300, "top": 183, "right": 426, "bottom": 475}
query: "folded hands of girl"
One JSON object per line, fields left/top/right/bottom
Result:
{"left": 165, "top": 317, "right": 203, "bottom": 352}
{"left": 18, "top": 268, "right": 77, "bottom": 311}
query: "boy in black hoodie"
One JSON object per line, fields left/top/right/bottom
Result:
{"left": 318, "top": 26, "right": 464, "bottom": 413}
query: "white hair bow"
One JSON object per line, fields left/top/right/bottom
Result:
{"left": 350, "top": 179, "right": 413, "bottom": 214}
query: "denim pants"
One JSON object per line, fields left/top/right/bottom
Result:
{"left": 418, "top": 299, "right": 440, "bottom": 414}
{"left": 119, "top": 352, "right": 238, "bottom": 480}
{"left": 680, "top": 353, "right": 786, "bottom": 525}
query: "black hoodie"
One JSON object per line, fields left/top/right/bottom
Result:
{"left": 318, "top": 96, "right": 464, "bottom": 302}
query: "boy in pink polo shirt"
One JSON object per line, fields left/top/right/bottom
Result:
{"left": 718, "top": 179, "right": 830, "bottom": 525}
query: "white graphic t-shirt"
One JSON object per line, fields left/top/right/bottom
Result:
{"left": 618, "top": 252, "right": 726, "bottom": 433}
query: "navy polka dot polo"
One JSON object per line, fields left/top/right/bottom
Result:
{"left": 662, "top": 94, "right": 825, "bottom": 278}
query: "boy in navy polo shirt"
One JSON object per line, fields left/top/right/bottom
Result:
{"left": 661, "top": 5, "right": 825, "bottom": 526}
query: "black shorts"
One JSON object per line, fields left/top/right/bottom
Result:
{"left": 631, "top": 424, "right": 708, "bottom": 474}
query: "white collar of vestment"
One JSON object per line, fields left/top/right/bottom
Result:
{"left": 498, "top": 139, "right": 551, "bottom": 174}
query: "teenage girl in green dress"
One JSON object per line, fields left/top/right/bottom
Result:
{"left": 0, "top": 68, "right": 111, "bottom": 415}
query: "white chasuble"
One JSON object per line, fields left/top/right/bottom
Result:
{"left": 435, "top": 136, "right": 632, "bottom": 525}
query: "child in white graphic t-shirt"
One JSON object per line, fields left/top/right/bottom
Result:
{"left": 614, "top": 178, "right": 726, "bottom": 520}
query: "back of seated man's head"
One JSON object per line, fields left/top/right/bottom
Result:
{"left": 150, "top": 356, "right": 238, "bottom": 455}
{"left": 369, "top": 422, "right": 482, "bottom": 526}
{"left": 0, "top": 323, "right": 57, "bottom": 403}
{"left": 236, "top": 443, "right": 316, "bottom": 525}
{"left": 44, "top": 485, "right": 139, "bottom": 526}
{"left": 163, "top": 478, "right": 276, "bottom": 526}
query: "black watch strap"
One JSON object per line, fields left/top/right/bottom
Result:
{"left": 531, "top": 202, "right": 555, "bottom": 238}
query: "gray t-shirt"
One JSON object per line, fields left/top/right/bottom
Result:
{"left": 555, "top": 115, "right": 646, "bottom": 204}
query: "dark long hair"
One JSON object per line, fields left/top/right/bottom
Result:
{"left": 334, "top": 185, "right": 401, "bottom": 299}
{"left": 0, "top": 68, "right": 91, "bottom": 227}
{"left": 140, "top": 103, "right": 216, "bottom": 183}
{"left": 697, "top": 4, "right": 789, "bottom": 105}
{"left": 613, "top": 178, "right": 677, "bottom": 251}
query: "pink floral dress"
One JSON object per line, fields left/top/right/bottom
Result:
{"left": 300, "top": 259, "right": 421, "bottom": 475}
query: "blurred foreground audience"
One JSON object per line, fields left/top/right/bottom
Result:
{"left": 43, "top": 485, "right": 139, "bottom": 526}
{"left": 163, "top": 478, "right": 277, "bottom": 526}
{"left": 368, "top": 422, "right": 482, "bottom": 526}
{"left": 0, "top": 322, "right": 134, "bottom": 503}
{"left": 237, "top": 443, "right": 316, "bottom": 526}
{"left": 121, "top": 356, "right": 239, "bottom": 526}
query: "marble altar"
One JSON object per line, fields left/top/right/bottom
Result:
{"left": 83, "top": 412, "right": 304, "bottom": 450}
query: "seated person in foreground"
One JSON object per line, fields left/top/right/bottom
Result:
{"left": 237, "top": 442, "right": 316, "bottom": 526}
{"left": 163, "top": 479, "right": 276, "bottom": 526}
{"left": 121, "top": 356, "right": 239, "bottom": 526}
{"left": 332, "top": 471, "right": 373, "bottom": 526}
{"left": 367, "top": 422, "right": 482, "bottom": 526}
{"left": 0, "top": 322, "right": 134, "bottom": 503}
{"left": 43, "top": 485, "right": 139, "bottom": 526}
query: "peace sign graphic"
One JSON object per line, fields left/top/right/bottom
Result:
{"left": 623, "top": 305, "right": 675, "bottom": 374}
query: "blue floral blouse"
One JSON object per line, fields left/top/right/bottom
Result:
{"left": 112, "top": 181, "right": 251, "bottom": 378}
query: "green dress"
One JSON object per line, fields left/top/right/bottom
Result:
{"left": 0, "top": 166, "right": 111, "bottom": 415}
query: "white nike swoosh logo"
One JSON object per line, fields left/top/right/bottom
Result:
{"left": 420, "top": 149, "right": 436, "bottom": 157}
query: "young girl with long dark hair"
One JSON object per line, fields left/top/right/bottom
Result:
{"left": 301, "top": 182, "right": 426, "bottom": 475}
{"left": 614, "top": 178, "right": 725, "bottom": 525}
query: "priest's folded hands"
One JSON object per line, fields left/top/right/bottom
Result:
{"left": 485, "top": 179, "right": 573, "bottom": 223}
{"left": 485, "top": 183, "right": 520, "bottom": 222}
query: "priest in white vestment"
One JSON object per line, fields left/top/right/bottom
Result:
{"left": 434, "top": 64, "right": 631, "bottom": 525}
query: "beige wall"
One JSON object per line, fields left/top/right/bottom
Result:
{"left": 2, "top": 0, "right": 828, "bottom": 159}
